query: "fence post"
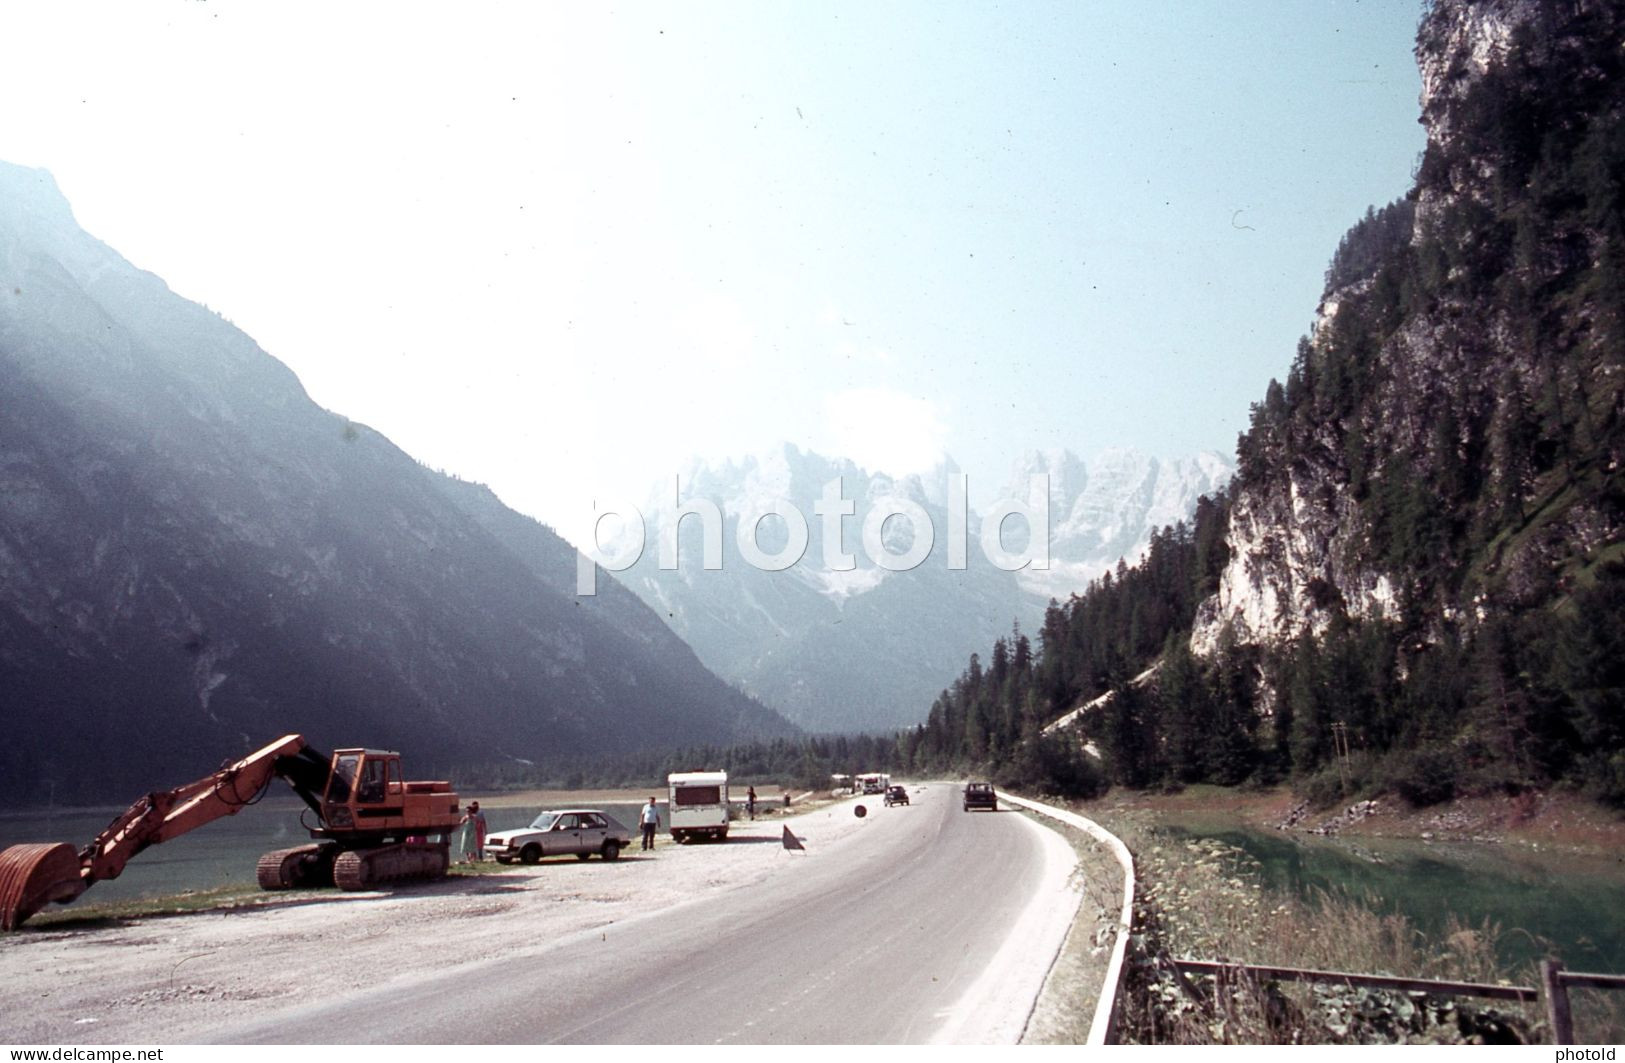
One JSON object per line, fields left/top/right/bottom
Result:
{"left": 1542, "top": 959, "right": 1574, "bottom": 1045}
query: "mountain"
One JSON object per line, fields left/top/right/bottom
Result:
{"left": 1004, "top": 448, "right": 1231, "bottom": 602}
{"left": 618, "top": 443, "right": 1228, "bottom": 732}
{"left": 0, "top": 161, "right": 794, "bottom": 805}
{"left": 617, "top": 446, "right": 1030, "bottom": 733}
{"left": 896, "top": 0, "right": 1625, "bottom": 804}
{"left": 1176, "top": 0, "right": 1625, "bottom": 798}
{"left": 1193, "top": 0, "right": 1624, "bottom": 659}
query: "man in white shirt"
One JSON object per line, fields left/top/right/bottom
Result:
{"left": 639, "top": 798, "right": 659, "bottom": 851}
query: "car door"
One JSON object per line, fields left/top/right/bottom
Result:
{"left": 578, "top": 812, "right": 608, "bottom": 852}
{"left": 553, "top": 813, "right": 582, "bottom": 854}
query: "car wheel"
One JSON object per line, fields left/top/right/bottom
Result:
{"left": 576, "top": 852, "right": 591, "bottom": 861}
{"left": 601, "top": 840, "right": 621, "bottom": 861}
{"left": 520, "top": 843, "right": 542, "bottom": 865}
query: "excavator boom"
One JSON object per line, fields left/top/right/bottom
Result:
{"left": 80, "top": 735, "right": 317, "bottom": 884}
{"left": 1, "top": 735, "right": 322, "bottom": 930}
{"left": 1, "top": 734, "right": 461, "bottom": 930}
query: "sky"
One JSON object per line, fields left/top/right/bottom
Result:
{"left": 2, "top": 1, "right": 1427, "bottom": 545}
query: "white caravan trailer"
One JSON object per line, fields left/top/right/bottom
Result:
{"left": 667, "top": 770, "right": 730, "bottom": 842}
{"left": 856, "top": 772, "right": 890, "bottom": 795}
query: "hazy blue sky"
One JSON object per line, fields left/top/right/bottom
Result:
{"left": 3, "top": 1, "right": 1426, "bottom": 543}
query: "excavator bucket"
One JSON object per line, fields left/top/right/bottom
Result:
{"left": 0, "top": 843, "right": 86, "bottom": 930}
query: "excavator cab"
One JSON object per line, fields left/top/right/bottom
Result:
{"left": 324, "top": 750, "right": 394, "bottom": 803}
{"left": 316, "top": 749, "right": 447, "bottom": 834}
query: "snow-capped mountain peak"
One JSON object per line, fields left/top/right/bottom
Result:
{"left": 618, "top": 442, "right": 1230, "bottom": 732}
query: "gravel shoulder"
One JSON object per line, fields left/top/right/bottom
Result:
{"left": 0, "top": 800, "right": 873, "bottom": 1043}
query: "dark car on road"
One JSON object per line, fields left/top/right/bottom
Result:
{"left": 962, "top": 782, "right": 997, "bottom": 812}
{"left": 884, "top": 785, "right": 909, "bottom": 807}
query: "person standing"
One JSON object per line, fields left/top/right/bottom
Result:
{"left": 462, "top": 801, "right": 487, "bottom": 863}
{"left": 639, "top": 797, "right": 659, "bottom": 851}
{"left": 746, "top": 786, "right": 757, "bottom": 820}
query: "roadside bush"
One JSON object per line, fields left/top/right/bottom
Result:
{"left": 1296, "top": 753, "right": 1376, "bottom": 809}
{"left": 1036, "top": 732, "right": 1110, "bottom": 799}
{"left": 1380, "top": 745, "right": 1459, "bottom": 807}
{"left": 997, "top": 732, "right": 1109, "bottom": 799}
{"left": 1586, "top": 751, "right": 1625, "bottom": 807}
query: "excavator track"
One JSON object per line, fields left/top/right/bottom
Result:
{"left": 333, "top": 841, "right": 449, "bottom": 892}
{"left": 0, "top": 843, "right": 87, "bottom": 931}
{"left": 255, "top": 844, "right": 337, "bottom": 891}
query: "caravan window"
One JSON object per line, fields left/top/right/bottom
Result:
{"left": 674, "top": 785, "right": 721, "bottom": 806}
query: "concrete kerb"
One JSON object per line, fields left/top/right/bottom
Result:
{"left": 997, "top": 790, "right": 1136, "bottom": 1046}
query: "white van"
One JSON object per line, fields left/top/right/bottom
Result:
{"left": 667, "top": 771, "right": 730, "bottom": 842}
{"left": 857, "top": 772, "right": 890, "bottom": 795}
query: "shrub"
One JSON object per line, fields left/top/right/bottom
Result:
{"left": 1297, "top": 753, "right": 1376, "bottom": 809}
{"left": 1380, "top": 745, "right": 1459, "bottom": 807}
{"left": 998, "top": 731, "right": 1109, "bottom": 799}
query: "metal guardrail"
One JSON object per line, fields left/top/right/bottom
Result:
{"left": 1170, "top": 957, "right": 1625, "bottom": 1044}
{"left": 1542, "top": 959, "right": 1625, "bottom": 1045}
{"left": 1171, "top": 958, "right": 1538, "bottom": 1002}
{"left": 996, "top": 791, "right": 1135, "bottom": 1045}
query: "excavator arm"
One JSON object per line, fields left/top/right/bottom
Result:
{"left": 0, "top": 734, "right": 330, "bottom": 930}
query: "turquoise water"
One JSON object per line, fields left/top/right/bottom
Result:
{"left": 0, "top": 799, "right": 650, "bottom": 909}
{"left": 1155, "top": 821, "right": 1625, "bottom": 972}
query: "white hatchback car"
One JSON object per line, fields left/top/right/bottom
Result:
{"left": 487, "top": 809, "right": 632, "bottom": 864}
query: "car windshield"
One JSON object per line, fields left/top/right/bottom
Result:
{"left": 527, "top": 813, "right": 559, "bottom": 831}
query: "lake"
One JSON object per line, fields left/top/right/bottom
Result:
{"left": 1152, "top": 819, "right": 1625, "bottom": 972}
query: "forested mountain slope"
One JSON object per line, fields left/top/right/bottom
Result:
{"left": 901, "top": 0, "right": 1625, "bottom": 803}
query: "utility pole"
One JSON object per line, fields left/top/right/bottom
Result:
{"left": 1331, "top": 721, "right": 1352, "bottom": 796}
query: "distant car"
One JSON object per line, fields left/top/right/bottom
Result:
{"left": 884, "top": 785, "right": 910, "bottom": 807}
{"left": 963, "top": 782, "right": 997, "bottom": 812}
{"left": 487, "top": 809, "right": 631, "bottom": 864}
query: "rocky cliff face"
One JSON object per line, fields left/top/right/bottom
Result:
{"left": 1192, "top": 0, "right": 1625, "bottom": 658}
{"left": 0, "top": 162, "right": 793, "bottom": 803}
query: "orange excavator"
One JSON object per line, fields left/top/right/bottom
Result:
{"left": 0, "top": 735, "right": 464, "bottom": 930}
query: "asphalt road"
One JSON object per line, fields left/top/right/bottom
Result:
{"left": 215, "top": 783, "right": 1078, "bottom": 1044}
